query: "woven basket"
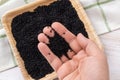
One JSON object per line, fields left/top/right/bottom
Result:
{"left": 1, "top": 0, "right": 103, "bottom": 80}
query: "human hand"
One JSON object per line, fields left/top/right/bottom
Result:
{"left": 38, "top": 22, "right": 109, "bottom": 80}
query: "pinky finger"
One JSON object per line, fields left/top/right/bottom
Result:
{"left": 38, "top": 42, "right": 62, "bottom": 71}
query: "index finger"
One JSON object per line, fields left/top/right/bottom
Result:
{"left": 51, "top": 22, "right": 82, "bottom": 53}
{"left": 51, "top": 22, "right": 76, "bottom": 43}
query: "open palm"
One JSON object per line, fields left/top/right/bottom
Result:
{"left": 38, "top": 22, "right": 109, "bottom": 80}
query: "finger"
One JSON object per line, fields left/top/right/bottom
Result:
{"left": 51, "top": 22, "right": 75, "bottom": 43}
{"left": 77, "top": 33, "right": 102, "bottom": 56}
{"left": 67, "top": 49, "right": 75, "bottom": 59}
{"left": 73, "top": 50, "right": 87, "bottom": 62}
{"left": 38, "top": 42, "right": 62, "bottom": 71}
{"left": 57, "top": 60, "right": 78, "bottom": 80}
{"left": 61, "top": 55, "right": 69, "bottom": 63}
{"left": 43, "top": 26, "right": 55, "bottom": 37}
{"left": 51, "top": 22, "right": 82, "bottom": 53}
{"left": 77, "top": 33, "right": 89, "bottom": 49}
{"left": 38, "top": 33, "right": 49, "bottom": 44}
{"left": 69, "top": 39, "right": 82, "bottom": 53}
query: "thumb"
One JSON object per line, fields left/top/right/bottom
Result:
{"left": 77, "top": 33, "right": 102, "bottom": 56}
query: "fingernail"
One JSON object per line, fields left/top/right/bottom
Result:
{"left": 78, "top": 33, "right": 85, "bottom": 38}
